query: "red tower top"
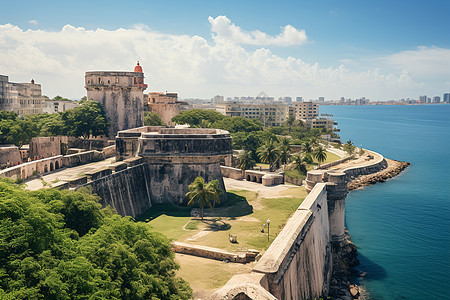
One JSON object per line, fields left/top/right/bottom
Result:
{"left": 134, "top": 61, "right": 143, "bottom": 73}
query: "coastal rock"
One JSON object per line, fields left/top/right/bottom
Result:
{"left": 350, "top": 285, "right": 360, "bottom": 298}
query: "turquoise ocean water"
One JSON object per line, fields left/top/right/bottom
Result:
{"left": 319, "top": 105, "right": 450, "bottom": 299}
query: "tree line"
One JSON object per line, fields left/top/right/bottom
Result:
{"left": 0, "top": 101, "right": 108, "bottom": 147}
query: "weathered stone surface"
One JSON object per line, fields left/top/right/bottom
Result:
{"left": 0, "top": 145, "right": 21, "bottom": 169}
{"left": 221, "top": 166, "right": 244, "bottom": 180}
{"left": 85, "top": 167, "right": 112, "bottom": 181}
{"left": 81, "top": 164, "right": 152, "bottom": 217}
{"left": 171, "top": 242, "right": 259, "bottom": 263}
{"left": 252, "top": 183, "right": 332, "bottom": 300}
{"left": 85, "top": 71, "right": 146, "bottom": 138}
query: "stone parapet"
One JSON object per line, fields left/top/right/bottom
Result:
{"left": 221, "top": 166, "right": 244, "bottom": 180}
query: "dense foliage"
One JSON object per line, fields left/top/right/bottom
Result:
{"left": 0, "top": 180, "right": 192, "bottom": 299}
{"left": 0, "top": 101, "right": 108, "bottom": 146}
{"left": 171, "top": 109, "right": 224, "bottom": 126}
{"left": 144, "top": 112, "right": 165, "bottom": 126}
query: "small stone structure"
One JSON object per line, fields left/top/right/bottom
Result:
{"left": 261, "top": 174, "right": 284, "bottom": 186}
{"left": 0, "top": 145, "right": 21, "bottom": 169}
{"left": 29, "top": 136, "right": 68, "bottom": 160}
{"left": 220, "top": 166, "right": 244, "bottom": 180}
{"left": 245, "top": 170, "right": 266, "bottom": 183}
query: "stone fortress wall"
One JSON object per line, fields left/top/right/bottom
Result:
{"left": 213, "top": 150, "right": 387, "bottom": 300}
{"left": 81, "top": 126, "right": 233, "bottom": 217}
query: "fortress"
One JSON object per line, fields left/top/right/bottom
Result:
{"left": 85, "top": 62, "right": 148, "bottom": 137}
{"left": 82, "top": 126, "right": 233, "bottom": 217}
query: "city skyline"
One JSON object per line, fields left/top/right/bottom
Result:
{"left": 1, "top": 0, "right": 449, "bottom": 100}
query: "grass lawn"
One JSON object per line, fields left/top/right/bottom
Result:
{"left": 142, "top": 186, "right": 307, "bottom": 253}
{"left": 319, "top": 150, "right": 341, "bottom": 164}
{"left": 139, "top": 182, "right": 307, "bottom": 293}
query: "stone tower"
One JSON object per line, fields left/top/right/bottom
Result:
{"left": 85, "top": 62, "right": 148, "bottom": 138}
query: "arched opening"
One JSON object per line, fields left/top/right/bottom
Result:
{"left": 257, "top": 176, "right": 262, "bottom": 184}
{"left": 246, "top": 175, "right": 251, "bottom": 181}
{"left": 55, "top": 161, "right": 59, "bottom": 169}
{"left": 44, "top": 164, "right": 48, "bottom": 173}
{"left": 50, "top": 162, "right": 54, "bottom": 171}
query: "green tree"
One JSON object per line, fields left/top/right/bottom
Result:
{"left": 314, "top": 146, "right": 327, "bottom": 166}
{"left": 172, "top": 109, "right": 224, "bottom": 126}
{"left": 211, "top": 117, "right": 262, "bottom": 133}
{"left": 62, "top": 100, "right": 108, "bottom": 139}
{"left": 343, "top": 140, "right": 356, "bottom": 155}
{"left": 302, "top": 141, "right": 314, "bottom": 154}
{"left": 257, "top": 140, "right": 280, "bottom": 171}
{"left": 198, "top": 119, "right": 212, "bottom": 128}
{"left": 291, "top": 153, "right": 308, "bottom": 175}
{"left": 144, "top": 111, "right": 165, "bottom": 126}
{"left": 237, "top": 150, "right": 256, "bottom": 171}
{"left": 278, "top": 137, "right": 291, "bottom": 169}
{"left": 186, "top": 176, "right": 223, "bottom": 219}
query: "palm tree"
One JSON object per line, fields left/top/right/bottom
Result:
{"left": 278, "top": 138, "right": 291, "bottom": 169}
{"left": 302, "top": 141, "right": 313, "bottom": 154}
{"left": 291, "top": 153, "right": 308, "bottom": 175}
{"left": 257, "top": 140, "right": 280, "bottom": 171}
{"left": 314, "top": 146, "right": 327, "bottom": 167}
{"left": 343, "top": 140, "right": 355, "bottom": 155}
{"left": 186, "top": 177, "right": 223, "bottom": 219}
{"left": 197, "top": 119, "right": 212, "bottom": 128}
{"left": 237, "top": 150, "right": 256, "bottom": 171}
{"left": 309, "top": 136, "right": 318, "bottom": 147}
{"left": 286, "top": 116, "right": 295, "bottom": 133}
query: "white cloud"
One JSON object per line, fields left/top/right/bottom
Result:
{"left": 208, "top": 15, "right": 307, "bottom": 46}
{"left": 29, "top": 20, "right": 38, "bottom": 25}
{"left": 0, "top": 18, "right": 448, "bottom": 100}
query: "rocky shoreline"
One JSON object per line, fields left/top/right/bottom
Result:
{"left": 347, "top": 158, "right": 410, "bottom": 191}
{"left": 329, "top": 231, "right": 360, "bottom": 300}
{"left": 328, "top": 158, "right": 410, "bottom": 299}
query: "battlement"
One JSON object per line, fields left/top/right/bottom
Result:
{"left": 116, "top": 126, "right": 232, "bottom": 160}
{"left": 85, "top": 71, "right": 146, "bottom": 89}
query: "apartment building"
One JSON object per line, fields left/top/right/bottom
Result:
{"left": 215, "top": 101, "right": 292, "bottom": 127}
{"left": 0, "top": 76, "right": 44, "bottom": 115}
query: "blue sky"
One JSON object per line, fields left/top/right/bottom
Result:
{"left": 1, "top": 0, "right": 449, "bottom": 100}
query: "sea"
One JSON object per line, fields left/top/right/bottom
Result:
{"left": 319, "top": 104, "right": 450, "bottom": 300}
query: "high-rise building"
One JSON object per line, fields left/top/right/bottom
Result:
{"left": 212, "top": 95, "right": 224, "bottom": 105}
{"left": 0, "top": 75, "right": 44, "bottom": 115}
{"left": 443, "top": 93, "right": 450, "bottom": 103}
{"left": 296, "top": 97, "right": 303, "bottom": 102}
{"left": 433, "top": 96, "right": 441, "bottom": 103}
{"left": 85, "top": 62, "right": 147, "bottom": 137}
{"left": 292, "top": 102, "right": 318, "bottom": 120}
{"left": 419, "top": 95, "right": 427, "bottom": 103}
